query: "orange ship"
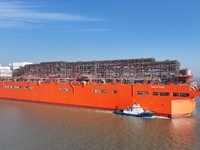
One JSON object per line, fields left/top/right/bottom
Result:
{"left": 0, "top": 58, "right": 200, "bottom": 118}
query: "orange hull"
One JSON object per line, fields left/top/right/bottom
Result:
{"left": 0, "top": 81, "right": 199, "bottom": 118}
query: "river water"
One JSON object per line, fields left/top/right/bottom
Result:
{"left": 0, "top": 80, "right": 200, "bottom": 150}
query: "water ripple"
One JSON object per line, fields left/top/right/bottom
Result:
{"left": 0, "top": 99, "right": 200, "bottom": 150}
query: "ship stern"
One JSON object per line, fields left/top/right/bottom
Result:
{"left": 171, "top": 98, "right": 196, "bottom": 118}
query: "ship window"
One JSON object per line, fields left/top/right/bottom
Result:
{"left": 5, "top": 85, "right": 22, "bottom": 89}
{"left": 5, "top": 86, "right": 12, "bottom": 88}
{"left": 92, "top": 89, "right": 101, "bottom": 93}
{"left": 137, "top": 91, "right": 149, "bottom": 95}
{"left": 180, "top": 93, "right": 189, "bottom": 97}
{"left": 92, "top": 89, "right": 108, "bottom": 93}
{"left": 153, "top": 92, "right": 159, "bottom": 96}
{"left": 25, "top": 86, "right": 34, "bottom": 90}
{"left": 60, "top": 88, "right": 70, "bottom": 91}
{"left": 101, "top": 89, "right": 107, "bottom": 93}
{"left": 159, "top": 92, "right": 169, "bottom": 96}
{"left": 173, "top": 93, "right": 179, "bottom": 96}
{"left": 112, "top": 90, "right": 118, "bottom": 94}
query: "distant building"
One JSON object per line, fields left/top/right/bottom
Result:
{"left": 12, "top": 62, "right": 33, "bottom": 70}
{"left": 0, "top": 64, "right": 12, "bottom": 77}
{"left": 0, "top": 62, "right": 33, "bottom": 77}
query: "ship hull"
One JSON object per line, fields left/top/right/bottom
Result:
{"left": 0, "top": 81, "right": 196, "bottom": 118}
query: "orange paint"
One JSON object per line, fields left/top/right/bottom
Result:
{"left": 0, "top": 80, "right": 199, "bottom": 118}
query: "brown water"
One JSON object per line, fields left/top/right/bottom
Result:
{"left": 0, "top": 97, "right": 200, "bottom": 150}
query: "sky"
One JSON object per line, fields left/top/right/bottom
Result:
{"left": 0, "top": 0, "right": 200, "bottom": 76}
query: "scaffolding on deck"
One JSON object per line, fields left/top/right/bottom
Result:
{"left": 12, "top": 58, "right": 180, "bottom": 80}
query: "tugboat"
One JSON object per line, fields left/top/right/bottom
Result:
{"left": 114, "top": 104, "right": 155, "bottom": 118}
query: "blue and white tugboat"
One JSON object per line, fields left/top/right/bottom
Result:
{"left": 114, "top": 104, "right": 155, "bottom": 118}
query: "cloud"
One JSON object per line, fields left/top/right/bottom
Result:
{"left": 72, "top": 29, "right": 109, "bottom": 32}
{"left": 0, "top": 1, "right": 103, "bottom": 29}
